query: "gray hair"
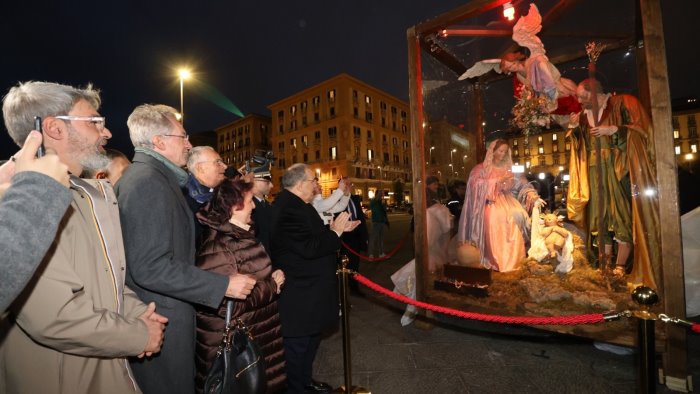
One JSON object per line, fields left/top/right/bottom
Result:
{"left": 2, "top": 81, "right": 101, "bottom": 146}
{"left": 127, "top": 104, "right": 179, "bottom": 148}
{"left": 282, "top": 163, "right": 308, "bottom": 189}
{"left": 187, "top": 146, "right": 216, "bottom": 170}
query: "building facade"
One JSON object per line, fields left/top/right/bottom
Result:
{"left": 267, "top": 73, "right": 413, "bottom": 204}
{"left": 215, "top": 113, "right": 271, "bottom": 167}
{"left": 672, "top": 98, "right": 700, "bottom": 171}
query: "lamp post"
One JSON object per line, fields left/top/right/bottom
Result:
{"left": 178, "top": 68, "right": 191, "bottom": 124}
{"left": 429, "top": 146, "right": 435, "bottom": 165}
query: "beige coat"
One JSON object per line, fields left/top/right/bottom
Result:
{"left": 0, "top": 177, "right": 149, "bottom": 394}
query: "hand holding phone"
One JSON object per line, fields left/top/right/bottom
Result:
{"left": 34, "top": 116, "right": 45, "bottom": 158}
{"left": 4, "top": 131, "right": 69, "bottom": 188}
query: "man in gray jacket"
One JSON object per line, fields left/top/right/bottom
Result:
{"left": 0, "top": 81, "right": 167, "bottom": 394}
{"left": 116, "top": 104, "right": 256, "bottom": 394}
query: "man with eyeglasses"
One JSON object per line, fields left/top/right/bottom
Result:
{"left": 184, "top": 146, "right": 228, "bottom": 246}
{"left": 0, "top": 81, "right": 167, "bottom": 393}
{"left": 115, "top": 104, "right": 256, "bottom": 394}
{"left": 269, "top": 163, "right": 359, "bottom": 394}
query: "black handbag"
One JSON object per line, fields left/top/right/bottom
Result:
{"left": 204, "top": 300, "right": 267, "bottom": 394}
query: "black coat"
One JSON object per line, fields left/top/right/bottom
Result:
{"left": 269, "top": 189, "right": 341, "bottom": 337}
{"left": 115, "top": 152, "right": 229, "bottom": 394}
{"left": 341, "top": 195, "right": 369, "bottom": 251}
{"left": 252, "top": 196, "right": 273, "bottom": 253}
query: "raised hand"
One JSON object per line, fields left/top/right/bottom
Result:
{"left": 1, "top": 131, "right": 69, "bottom": 190}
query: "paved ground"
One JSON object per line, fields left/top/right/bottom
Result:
{"left": 312, "top": 212, "right": 699, "bottom": 393}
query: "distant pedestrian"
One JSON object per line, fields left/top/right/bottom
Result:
{"left": 369, "top": 189, "right": 389, "bottom": 258}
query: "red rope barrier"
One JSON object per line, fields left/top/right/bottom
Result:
{"left": 353, "top": 273, "right": 606, "bottom": 326}
{"left": 342, "top": 230, "right": 411, "bottom": 262}
{"left": 693, "top": 323, "right": 700, "bottom": 333}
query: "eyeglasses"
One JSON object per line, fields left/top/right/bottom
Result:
{"left": 199, "top": 159, "right": 225, "bottom": 166}
{"left": 55, "top": 115, "right": 106, "bottom": 131}
{"left": 162, "top": 134, "right": 190, "bottom": 141}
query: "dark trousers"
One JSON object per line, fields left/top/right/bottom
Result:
{"left": 283, "top": 334, "right": 321, "bottom": 393}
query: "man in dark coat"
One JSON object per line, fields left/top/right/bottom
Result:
{"left": 116, "top": 104, "right": 256, "bottom": 394}
{"left": 269, "top": 163, "right": 358, "bottom": 394}
{"left": 252, "top": 174, "right": 274, "bottom": 252}
{"left": 340, "top": 191, "right": 369, "bottom": 294}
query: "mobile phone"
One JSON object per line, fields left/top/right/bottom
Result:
{"left": 34, "top": 116, "right": 45, "bottom": 157}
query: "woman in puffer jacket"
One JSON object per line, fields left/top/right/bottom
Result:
{"left": 195, "top": 178, "right": 286, "bottom": 393}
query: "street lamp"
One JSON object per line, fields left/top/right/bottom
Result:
{"left": 429, "top": 146, "right": 435, "bottom": 165}
{"left": 178, "top": 68, "right": 191, "bottom": 124}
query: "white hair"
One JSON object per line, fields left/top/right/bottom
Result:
{"left": 126, "top": 104, "right": 179, "bottom": 148}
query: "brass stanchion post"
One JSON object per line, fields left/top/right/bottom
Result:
{"left": 632, "top": 286, "right": 660, "bottom": 394}
{"left": 334, "top": 255, "right": 370, "bottom": 394}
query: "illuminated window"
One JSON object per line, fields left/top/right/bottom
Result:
{"left": 329, "top": 147, "right": 337, "bottom": 160}
{"left": 674, "top": 130, "right": 680, "bottom": 139}
{"left": 552, "top": 133, "right": 558, "bottom": 141}
{"left": 692, "top": 144, "right": 698, "bottom": 153}
{"left": 365, "top": 95, "right": 372, "bottom": 105}
{"left": 290, "top": 105, "right": 297, "bottom": 116}
{"left": 368, "top": 149, "right": 374, "bottom": 161}
{"left": 675, "top": 145, "right": 681, "bottom": 155}
{"left": 538, "top": 146, "right": 544, "bottom": 154}
{"left": 328, "top": 89, "right": 336, "bottom": 102}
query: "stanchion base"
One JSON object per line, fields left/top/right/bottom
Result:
{"left": 332, "top": 385, "right": 371, "bottom": 393}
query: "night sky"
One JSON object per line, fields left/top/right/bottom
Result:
{"left": 1, "top": 0, "right": 697, "bottom": 159}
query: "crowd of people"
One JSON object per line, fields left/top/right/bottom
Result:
{"left": 0, "top": 81, "right": 361, "bottom": 394}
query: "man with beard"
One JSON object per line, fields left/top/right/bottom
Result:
{"left": 0, "top": 81, "right": 167, "bottom": 393}
{"left": 568, "top": 78, "right": 660, "bottom": 288}
{"left": 116, "top": 104, "right": 256, "bottom": 394}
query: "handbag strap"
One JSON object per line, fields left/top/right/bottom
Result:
{"left": 225, "top": 299, "right": 234, "bottom": 327}
{"left": 218, "top": 300, "right": 235, "bottom": 352}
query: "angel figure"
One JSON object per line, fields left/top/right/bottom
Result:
{"left": 459, "top": 4, "right": 580, "bottom": 117}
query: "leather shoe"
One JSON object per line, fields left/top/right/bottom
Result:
{"left": 305, "top": 379, "right": 332, "bottom": 393}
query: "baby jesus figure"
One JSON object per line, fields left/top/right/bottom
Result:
{"left": 540, "top": 213, "right": 570, "bottom": 259}
{"left": 528, "top": 205, "right": 574, "bottom": 273}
